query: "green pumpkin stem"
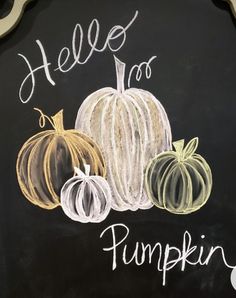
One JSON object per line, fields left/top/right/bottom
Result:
{"left": 114, "top": 55, "right": 125, "bottom": 93}
{"left": 173, "top": 139, "right": 185, "bottom": 154}
{"left": 183, "top": 137, "right": 199, "bottom": 158}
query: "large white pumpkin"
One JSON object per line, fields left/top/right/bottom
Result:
{"left": 75, "top": 57, "right": 172, "bottom": 211}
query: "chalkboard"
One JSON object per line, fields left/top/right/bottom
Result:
{"left": 1, "top": 0, "right": 236, "bottom": 297}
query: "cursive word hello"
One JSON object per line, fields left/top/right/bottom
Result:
{"left": 18, "top": 11, "right": 139, "bottom": 104}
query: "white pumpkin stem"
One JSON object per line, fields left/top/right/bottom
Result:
{"left": 114, "top": 55, "right": 125, "bottom": 93}
{"left": 74, "top": 167, "right": 86, "bottom": 178}
{"left": 84, "top": 164, "right": 91, "bottom": 176}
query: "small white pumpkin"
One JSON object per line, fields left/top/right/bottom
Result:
{"left": 60, "top": 165, "right": 111, "bottom": 223}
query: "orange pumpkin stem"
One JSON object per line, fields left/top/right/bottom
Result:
{"left": 34, "top": 108, "right": 54, "bottom": 129}
{"left": 51, "top": 110, "right": 64, "bottom": 132}
{"left": 34, "top": 108, "right": 64, "bottom": 132}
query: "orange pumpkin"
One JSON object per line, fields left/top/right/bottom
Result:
{"left": 16, "top": 108, "right": 106, "bottom": 209}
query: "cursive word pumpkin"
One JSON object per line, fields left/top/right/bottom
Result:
{"left": 145, "top": 137, "right": 212, "bottom": 214}
{"left": 75, "top": 56, "right": 172, "bottom": 211}
{"left": 16, "top": 108, "right": 106, "bottom": 209}
{"left": 61, "top": 165, "right": 112, "bottom": 223}
{"left": 100, "top": 223, "right": 235, "bottom": 286}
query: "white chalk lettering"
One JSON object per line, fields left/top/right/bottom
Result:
{"left": 100, "top": 223, "right": 235, "bottom": 286}
{"left": 18, "top": 11, "right": 139, "bottom": 103}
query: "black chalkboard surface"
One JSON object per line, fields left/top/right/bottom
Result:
{"left": 1, "top": 0, "right": 236, "bottom": 297}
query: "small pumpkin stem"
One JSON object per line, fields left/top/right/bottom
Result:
{"left": 84, "top": 164, "right": 91, "bottom": 176}
{"left": 114, "top": 55, "right": 125, "bottom": 93}
{"left": 74, "top": 167, "right": 86, "bottom": 178}
{"left": 172, "top": 139, "right": 185, "bottom": 154}
{"left": 51, "top": 110, "right": 64, "bottom": 132}
{"left": 34, "top": 108, "right": 55, "bottom": 129}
